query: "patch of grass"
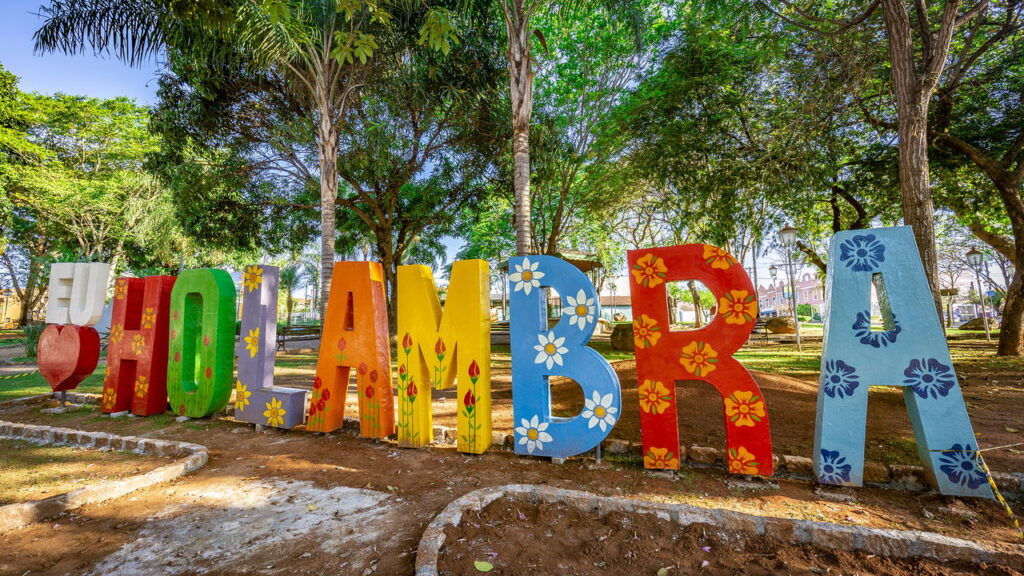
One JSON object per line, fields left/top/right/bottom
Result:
{"left": 0, "top": 438, "right": 152, "bottom": 505}
{"left": 0, "top": 368, "right": 105, "bottom": 402}
{"left": 865, "top": 436, "right": 919, "bottom": 465}
{"left": 734, "top": 345, "right": 821, "bottom": 379}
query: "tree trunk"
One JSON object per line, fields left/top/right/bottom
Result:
{"left": 505, "top": 1, "right": 535, "bottom": 256}
{"left": 688, "top": 280, "right": 704, "bottom": 328}
{"left": 995, "top": 180, "right": 1024, "bottom": 355}
{"left": 316, "top": 96, "right": 339, "bottom": 322}
{"left": 880, "top": 0, "right": 961, "bottom": 323}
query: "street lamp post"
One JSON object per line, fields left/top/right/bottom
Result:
{"left": 966, "top": 247, "right": 991, "bottom": 341}
{"left": 779, "top": 225, "right": 802, "bottom": 352}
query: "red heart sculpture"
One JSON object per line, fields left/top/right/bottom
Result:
{"left": 37, "top": 324, "right": 101, "bottom": 392}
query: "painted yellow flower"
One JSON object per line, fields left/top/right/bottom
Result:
{"left": 134, "top": 376, "right": 148, "bottom": 398}
{"left": 719, "top": 290, "right": 758, "bottom": 325}
{"left": 679, "top": 341, "right": 719, "bottom": 377}
{"left": 108, "top": 324, "right": 124, "bottom": 346}
{"left": 728, "top": 446, "right": 760, "bottom": 475}
{"left": 631, "top": 253, "right": 668, "bottom": 288}
{"left": 724, "top": 390, "right": 766, "bottom": 427}
{"left": 245, "top": 327, "right": 260, "bottom": 358}
{"left": 114, "top": 279, "right": 128, "bottom": 300}
{"left": 141, "top": 307, "right": 157, "bottom": 330}
{"left": 243, "top": 265, "right": 263, "bottom": 293}
{"left": 264, "top": 397, "right": 286, "bottom": 427}
{"left": 638, "top": 379, "right": 672, "bottom": 415}
{"left": 633, "top": 314, "right": 662, "bottom": 348}
{"left": 644, "top": 447, "right": 679, "bottom": 469}
{"left": 234, "top": 380, "right": 251, "bottom": 411}
{"left": 703, "top": 244, "right": 737, "bottom": 270}
{"left": 131, "top": 334, "right": 146, "bottom": 356}
{"left": 101, "top": 387, "right": 117, "bottom": 410}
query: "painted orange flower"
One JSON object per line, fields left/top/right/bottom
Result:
{"left": 633, "top": 314, "right": 662, "bottom": 348}
{"left": 724, "top": 390, "right": 766, "bottom": 427}
{"left": 644, "top": 446, "right": 680, "bottom": 469}
{"left": 631, "top": 253, "right": 668, "bottom": 288}
{"left": 703, "top": 245, "right": 737, "bottom": 270}
{"left": 679, "top": 341, "right": 718, "bottom": 377}
{"left": 719, "top": 290, "right": 757, "bottom": 325}
{"left": 134, "top": 376, "right": 148, "bottom": 398}
{"left": 141, "top": 307, "right": 157, "bottom": 330}
{"left": 728, "top": 446, "right": 760, "bottom": 474}
{"left": 131, "top": 334, "right": 146, "bottom": 356}
{"left": 114, "top": 279, "right": 128, "bottom": 300}
{"left": 638, "top": 379, "right": 672, "bottom": 415}
{"left": 108, "top": 324, "right": 124, "bottom": 346}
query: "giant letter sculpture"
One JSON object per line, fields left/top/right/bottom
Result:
{"left": 166, "top": 269, "right": 235, "bottom": 418}
{"left": 234, "top": 265, "right": 307, "bottom": 429}
{"left": 101, "top": 276, "right": 176, "bottom": 415}
{"left": 814, "top": 227, "right": 992, "bottom": 498}
{"left": 308, "top": 261, "right": 394, "bottom": 436}
{"left": 510, "top": 256, "right": 620, "bottom": 459}
{"left": 627, "top": 244, "right": 773, "bottom": 475}
{"left": 396, "top": 260, "right": 491, "bottom": 453}
{"left": 40, "top": 262, "right": 110, "bottom": 394}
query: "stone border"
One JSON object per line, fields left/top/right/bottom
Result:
{"left": 0, "top": 391, "right": 101, "bottom": 411}
{"left": 418, "top": 423, "right": 1024, "bottom": 499}
{"left": 414, "top": 484, "right": 1024, "bottom": 576}
{"left": 0, "top": 420, "right": 208, "bottom": 533}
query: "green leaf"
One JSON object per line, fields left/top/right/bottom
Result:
{"left": 474, "top": 561, "right": 493, "bottom": 572}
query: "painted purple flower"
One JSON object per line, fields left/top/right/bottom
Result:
{"left": 903, "top": 358, "right": 956, "bottom": 399}
{"left": 852, "top": 311, "right": 901, "bottom": 348}
{"left": 839, "top": 234, "right": 885, "bottom": 272}
{"left": 818, "top": 449, "right": 852, "bottom": 485}
{"left": 822, "top": 360, "right": 860, "bottom": 399}
{"left": 938, "top": 444, "right": 988, "bottom": 490}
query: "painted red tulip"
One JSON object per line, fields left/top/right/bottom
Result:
{"left": 407, "top": 380, "right": 418, "bottom": 398}
{"left": 463, "top": 389, "right": 476, "bottom": 408}
{"left": 204, "top": 367, "right": 212, "bottom": 379}
{"left": 370, "top": 369, "right": 378, "bottom": 383}
{"left": 365, "top": 385, "right": 374, "bottom": 399}
{"left": 202, "top": 334, "right": 210, "bottom": 346}
{"left": 308, "top": 403, "right": 317, "bottom": 416}
{"left": 402, "top": 332, "right": 413, "bottom": 351}
{"left": 468, "top": 360, "right": 481, "bottom": 381}
{"left": 322, "top": 388, "right": 331, "bottom": 401}
{"left": 313, "top": 376, "right": 322, "bottom": 389}
{"left": 317, "top": 398, "right": 326, "bottom": 411}
{"left": 358, "top": 362, "right": 368, "bottom": 375}
{"left": 399, "top": 364, "right": 407, "bottom": 378}
{"left": 338, "top": 337, "right": 347, "bottom": 351}
{"left": 434, "top": 338, "right": 446, "bottom": 356}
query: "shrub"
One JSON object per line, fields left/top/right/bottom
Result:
{"left": 21, "top": 323, "right": 45, "bottom": 358}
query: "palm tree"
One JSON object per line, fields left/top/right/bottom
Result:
{"left": 279, "top": 262, "right": 302, "bottom": 327}
{"left": 497, "top": 1, "right": 644, "bottom": 255}
{"left": 34, "top": 0, "right": 458, "bottom": 317}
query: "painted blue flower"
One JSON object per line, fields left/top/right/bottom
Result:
{"left": 852, "top": 310, "right": 901, "bottom": 348}
{"left": 938, "top": 444, "right": 988, "bottom": 490}
{"left": 822, "top": 359, "right": 860, "bottom": 399}
{"left": 839, "top": 234, "right": 885, "bottom": 272}
{"left": 902, "top": 358, "right": 956, "bottom": 399}
{"left": 818, "top": 449, "right": 853, "bottom": 484}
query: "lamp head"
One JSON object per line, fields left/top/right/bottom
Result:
{"left": 779, "top": 224, "right": 798, "bottom": 248}
{"left": 966, "top": 247, "right": 983, "bottom": 268}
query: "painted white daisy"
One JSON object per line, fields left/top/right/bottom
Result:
{"left": 564, "top": 288, "right": 596, "bottom": 330}
{"left": 533, "top": 331, "right": 568, "bottom": 369}
{"left": 581, "top": 391, "right": 618, "bottom": 432}
{"left": 515, "top": 415, "right": 553, "bottom": 454}
{"left": 509, "top": 257, "right": 544, "bottom": 295}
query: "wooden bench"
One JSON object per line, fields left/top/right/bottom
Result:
{"left": 751, "top": 318, "right": 771, "bottom": 342}
{"left": 276, "top": 325, "right": 322, "bottom": 351}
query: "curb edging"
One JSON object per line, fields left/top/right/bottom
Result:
{"left": 413, "top": 484, "right": 1024, "bottom": 576}
{"left": 0, "top": 420, "right": 209, "bottom": 533}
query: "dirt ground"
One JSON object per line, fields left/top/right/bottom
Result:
{"left": 440, "top": 499, "right": 1023, "bottom": 576}
{"left": 0, "top": 397, "right": 1022, "bottom": 576}
{"left": 1, "top": 335, "right": 1022, "bottom": 575}
{"left": 0, "top": 438, "right": 165, "bottom": 505}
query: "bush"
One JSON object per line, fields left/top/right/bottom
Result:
{"left": 21, "top": 323, "right": 45, "bottom": 358}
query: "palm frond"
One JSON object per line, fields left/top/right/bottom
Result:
{"left": 33, "top": 0, "right": 168, "bottom": 66}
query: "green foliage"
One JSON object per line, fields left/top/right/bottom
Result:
{"left": 20, "top": 323, "right": 44, "bottom": 358}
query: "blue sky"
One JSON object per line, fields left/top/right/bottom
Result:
{"left": 0, "top": 0, "right": 159, "bottom": 102}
